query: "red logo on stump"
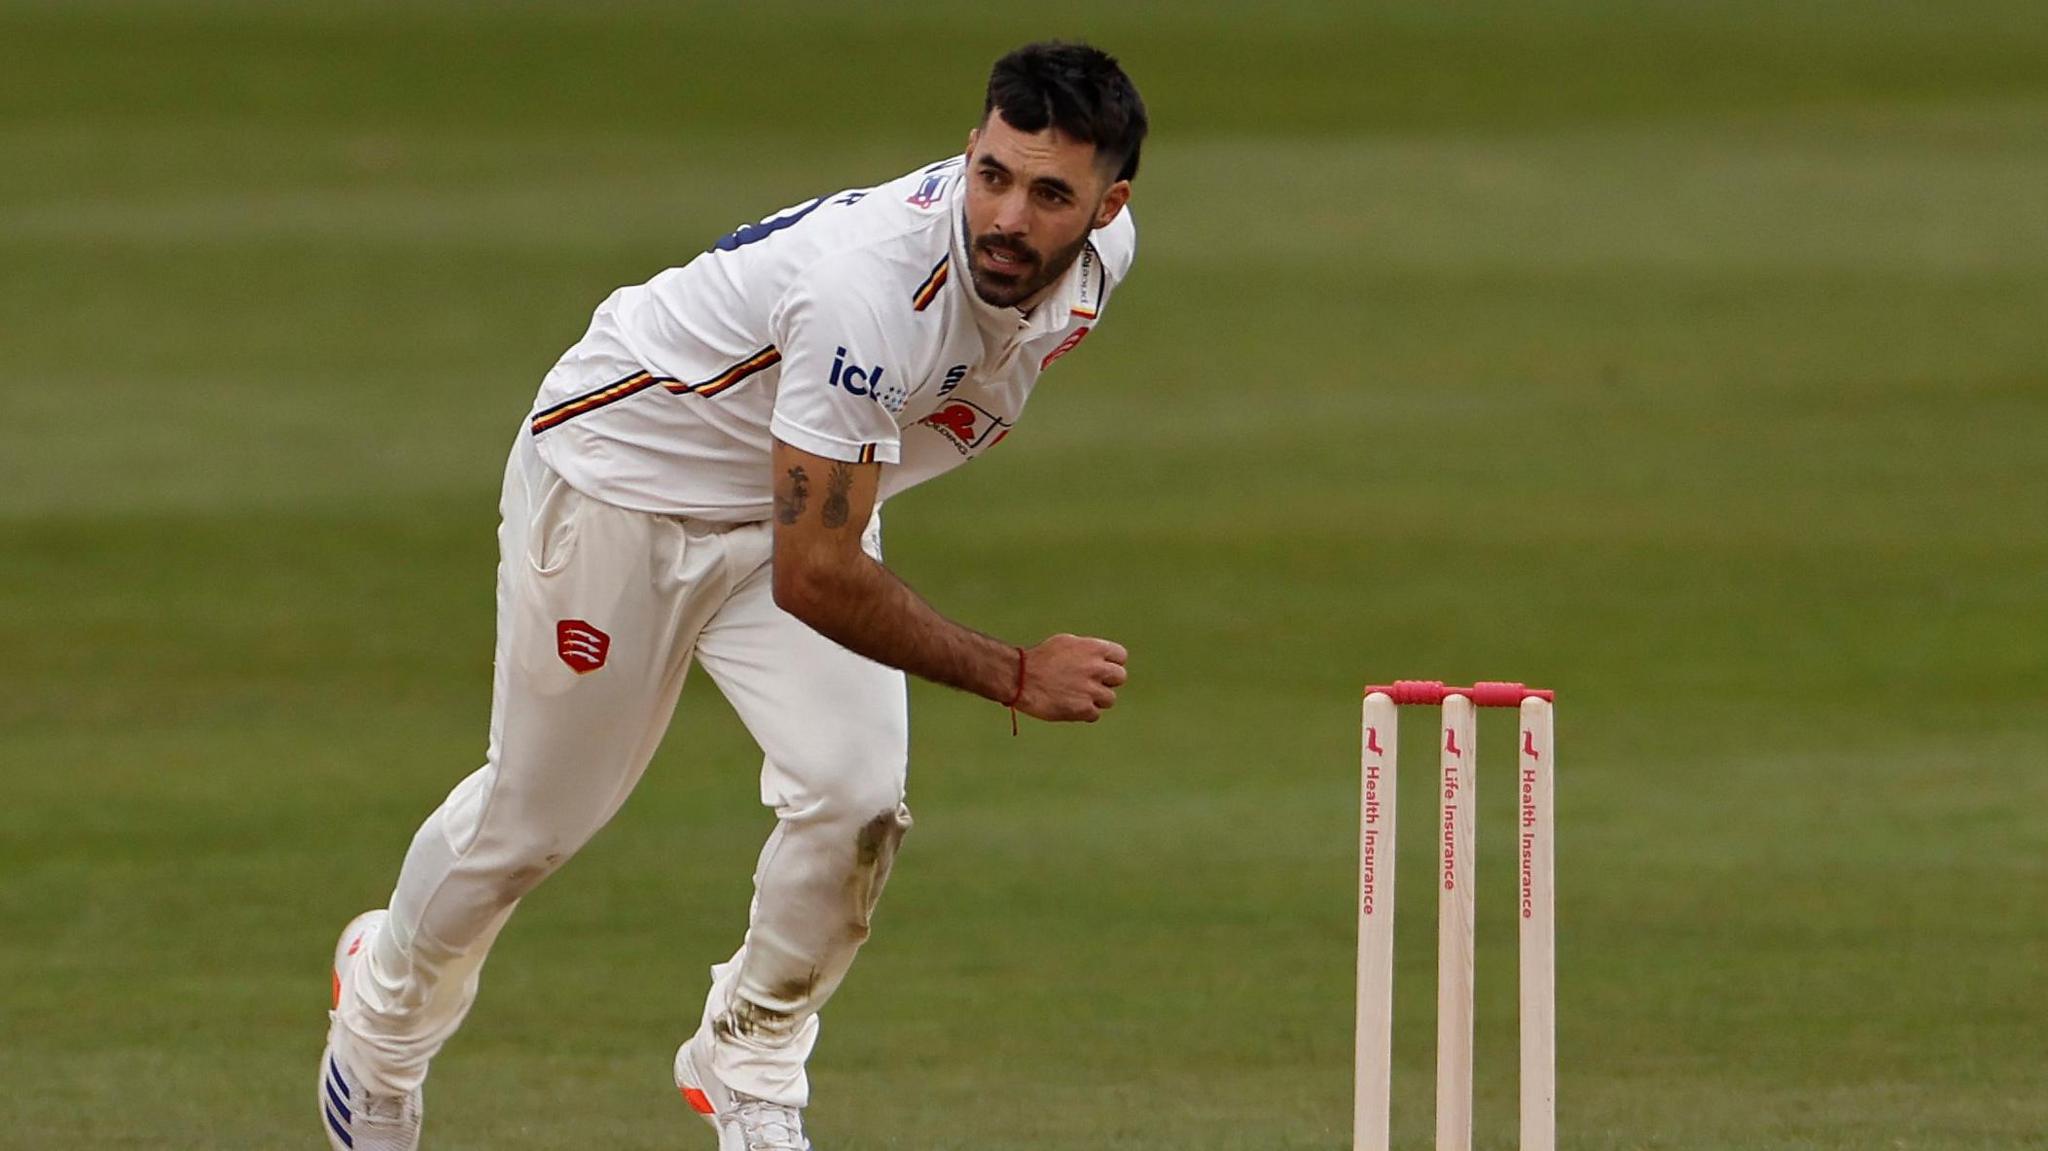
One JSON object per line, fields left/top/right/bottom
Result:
{"left": 556, "top": 620, "right": 610, "bottom": 674}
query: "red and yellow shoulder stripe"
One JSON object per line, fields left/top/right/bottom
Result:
{"left": 912, "top": 256, "right": 949, "bottom": 312}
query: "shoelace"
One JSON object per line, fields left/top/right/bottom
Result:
{"left": 729, "top": 1098, "right": 808, "bottom": 1151}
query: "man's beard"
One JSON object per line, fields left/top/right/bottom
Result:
{"left": 966, "top": 226, "right": 1090, "bottom": 309}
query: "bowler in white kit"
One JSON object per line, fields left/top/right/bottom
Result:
{"left": 319, "top": 41, "right": 1148, "bottom": 1151}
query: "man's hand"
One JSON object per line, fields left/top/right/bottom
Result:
{"left": 1014, "top": 634, "right": 1129, "bottom": 723}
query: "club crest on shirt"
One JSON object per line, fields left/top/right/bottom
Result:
{"left": 918, "top": 399, "right": 1011, "bottom": 455}
{"left": 906, "top": 171, "right": 949, "bottom": 209}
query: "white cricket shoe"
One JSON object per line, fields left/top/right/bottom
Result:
{"left": 320, "top": 910, "right": 424, "bottom": 1151}
{"left": 674, "top": 1032, "right": 813, "bottom": 1151}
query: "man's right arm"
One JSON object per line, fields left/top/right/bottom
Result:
{"left": 769, "top": 437, "right": 1127, "bottom": 722}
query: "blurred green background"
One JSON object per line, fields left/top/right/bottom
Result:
{"left": 3, "top": 2, "right": 2045, "bottom": 1147}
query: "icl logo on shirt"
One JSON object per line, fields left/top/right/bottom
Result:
{"left": 829, "top": 346, "right": 886, "bottom": 397}
{"left": 830, "top": 346, "right": 907, "bottom": 412}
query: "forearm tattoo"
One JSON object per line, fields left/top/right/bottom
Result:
{"left": 822, "top": 462, "right": 853, "bottom": 529}
{"left": 775, "top": 465, "right": 809, "bottom": 525}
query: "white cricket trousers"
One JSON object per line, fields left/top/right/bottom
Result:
{"left": 332, "top": 429, "right": 912, "bottom": 1108}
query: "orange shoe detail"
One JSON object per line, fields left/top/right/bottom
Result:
{"left": 333, "top": 929, "right": 366, "bottom": 1008}
{"left": 681, "top": 1086, "right": 714, "bottom": 1115}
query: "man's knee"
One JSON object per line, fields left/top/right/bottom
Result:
{"left": 768, "top": 744, "right": 907, "bottom": 827}
{"left": 847, "top": 802, "right": 913, "bottom": 939}
{"left": 430, "top": 766, "right": 593, "bottom": 899}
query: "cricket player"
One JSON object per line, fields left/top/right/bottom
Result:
{"left": 320, "top": 41, "right": 1147, "bottom": 1151}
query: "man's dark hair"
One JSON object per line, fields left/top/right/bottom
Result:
{"left": 983, "top": 41, "right": 1148, "bottom": 183}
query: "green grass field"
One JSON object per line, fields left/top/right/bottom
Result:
{"left": 4, "top": 2, "right": 2046, "bottom": 1147}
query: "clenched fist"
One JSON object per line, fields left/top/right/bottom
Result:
{"left": 1013, "top": 633, "right": 1129, "bottom": 723}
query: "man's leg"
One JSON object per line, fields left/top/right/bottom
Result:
{"left": 331, "top": 432, "right": 727, "bottom": 1095}
{"left": 686, "top": 525, "right": 913, "bottom": 1107}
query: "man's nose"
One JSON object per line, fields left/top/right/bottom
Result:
{"left": 990, "top": 189, "right": 1029, "bottom": 235}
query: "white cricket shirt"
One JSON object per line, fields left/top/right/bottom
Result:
{"left": 527, "top": 155, "right": 1136, "bottom": 522}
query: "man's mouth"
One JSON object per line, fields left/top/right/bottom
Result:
{"left": 976, "top": 239, "right": 1037, "bottom": 276}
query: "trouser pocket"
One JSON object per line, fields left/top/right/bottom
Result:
{"left": 523, "top": 460, "right": 581, "bottom": 576}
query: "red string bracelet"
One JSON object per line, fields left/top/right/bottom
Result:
{"left": 1003, "top": 646, "right": 1026, "bottom": 736}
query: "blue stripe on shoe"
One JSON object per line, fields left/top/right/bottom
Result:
{"left": 324, "top": 1099, "right": 354, "bottom": 1148}
{"left": 328, "top": 1055, "right": 352, "bottom": 1099}
{"left": 325, "top": 1076, "right": 352, "bottom": 1123}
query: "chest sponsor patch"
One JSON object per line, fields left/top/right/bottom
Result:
{"left": 918, "top": 399, "right": 1012, "bottom": 455}
{"left": 1040, "top": 325, "right": 1090, "bottom": 370}
{"left": 557, "top": 620, "right": 611, "bottom": 674}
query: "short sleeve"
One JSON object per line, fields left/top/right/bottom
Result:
{"left": 768, "top": 256, "right": 908, "bottom": 464}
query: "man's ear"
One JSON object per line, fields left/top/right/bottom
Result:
{"left": 964, "top": 127, "right": 979, "bottom": 163}
{"left": 1093, "top": 179, "right": 1130, "bottom": 230}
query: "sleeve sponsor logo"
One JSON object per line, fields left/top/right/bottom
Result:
{"left": 829, "top": 346, "right": 908, "bottom": 412}
{"left": 918, "top": 399, "right": 1012, "bottom": 455}
{"left": 1039, "top": 325, "right": 1090, "bottom": 370}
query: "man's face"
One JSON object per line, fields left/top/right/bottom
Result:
{"left": 961, "top": 111, "right": 1131, "bottom": 310}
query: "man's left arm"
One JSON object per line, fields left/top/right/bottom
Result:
{"left": 769, "top": 437, "right": 1126, "bottom": 723}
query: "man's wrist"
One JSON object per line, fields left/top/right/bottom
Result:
{"left": 1002, "top": 646, "right": 1028, "bottom": 709}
